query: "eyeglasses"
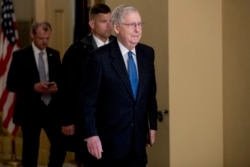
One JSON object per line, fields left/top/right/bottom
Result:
{"left": 120, "top": 22, "right": 143, "bottom": 29}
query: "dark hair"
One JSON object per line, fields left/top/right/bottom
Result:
{"left": 89, "top": 3, "right": 111, "bottom": 19}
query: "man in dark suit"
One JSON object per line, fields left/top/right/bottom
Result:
{"left": 60, "top": 3, "right": 115, "bottom": 167}
{"left": 81, "top": 4, "right": 158, "bottom": 167}
{"left": 6, "top": 21, "right": 66, "bottom": 167}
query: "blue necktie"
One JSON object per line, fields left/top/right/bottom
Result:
{"left": 128, "top": 51, "right": 138, "bottom": 99}
{"left": 38, "top": 52, "right": 51, "bottom": 105}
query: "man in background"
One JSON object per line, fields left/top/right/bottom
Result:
{"left": 7, "top": 21, "right": 66, "bottom": 167}
{"left": 81, "top": 4, "right": 158, "bottom": 167}
{"left": 60, "top": 3, "right": 115, "bottom": 167}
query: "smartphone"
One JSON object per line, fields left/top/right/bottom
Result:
{"left": 47, "top": 82, "right": 55, "bottom": 87}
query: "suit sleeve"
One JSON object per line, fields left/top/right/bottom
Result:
{"left": 59, "top": 45, "right": 78, "bottom": 126}
{"left": 59, "top": 43, "right": 91, "bottom": 127}
{"left": 80, "top": 51, "right": 101, "bottom": 138}
{"left": 6, "top": 51, "right": 35, "bottom": 94}
{"left": 147, "top": 48, "right": 158, "bottom": 130}
{"left": 6, "top": 52, "right": 20, "bottom": 92}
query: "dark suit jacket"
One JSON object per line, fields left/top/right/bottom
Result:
{"left": 81, "top": 39, "right": 158, "bottom": 160}
{"left": 6, "top": 45, "right": 61, "bottom": 125}
{"left": 59, "top": 34, "right": 115, "bottom": 151}
{"left": 60, "top": 34, "right": 116, "bottom": 127}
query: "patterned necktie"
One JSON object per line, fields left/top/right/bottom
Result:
{"left": 128, "top": 51, "right": 138, "bottom": 99}
{"left": 38, "top": 52, "right": 51, "bottom": 105}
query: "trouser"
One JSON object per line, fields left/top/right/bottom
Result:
{"left": 84, "top": 143, "right": 147, "bottom": 167}
{"left": 84, "top": 154, "right": 147, "bottom": 167}
{"left": 21, "top": 105, "right": 66, "bottom": 167}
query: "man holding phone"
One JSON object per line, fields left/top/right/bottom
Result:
{"left": 7, "top": 21, "right": 66, "bottom": 167}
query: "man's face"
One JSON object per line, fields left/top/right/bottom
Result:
{"left": 114, "top": 11, "right": 142, "bottom": 50}
{"left": 89, "top": 13, "right": 112, "bottom": 42}
{"left": 31, "top": 26, "right": 51, "bottom": 50}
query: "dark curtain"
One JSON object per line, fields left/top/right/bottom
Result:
{"left": 74, "top": 0, "right": 90, "bottom": 42}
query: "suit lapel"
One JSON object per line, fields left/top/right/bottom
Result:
{"left": 27, "top": 46, "right": 40, "bottom": 82}
{"left": 90, "top": 36, "right": 98, "bottom": 50}
{"left": 110, "top": 42, "right": 135, "bottom": 99}
{"left": 46, "top": 48, "right": 53, "bottom": 81}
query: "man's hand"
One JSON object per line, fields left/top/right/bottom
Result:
{"left": 34, "top": 81, "right": 58, "bottom": 94}
{"left": 62, "top": 124, "right": 75, "bottom": 136}
{"left": 47, "top": 82, "right": 58, "bottom": 93}
{"left": 147, "top": 129, "right": 156, "bottom": 147}
{"left": 86, "top": 136, "right": 103, "bottom": 159}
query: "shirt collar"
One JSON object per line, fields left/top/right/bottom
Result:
{"left": 32, "top": 42, "right": 46, "bottom": 55}
{"left": 117, "top": 40, "right": 136, "bottom": 56}
{"left": 93, "top": 34, "right": 109, "bottom": 48}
